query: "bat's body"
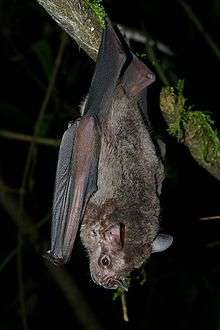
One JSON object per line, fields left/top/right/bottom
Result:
{"left": 81, "top": 87, "right": 163, "bottom": 288}
{"left": 46, "top": 21, "right": 172, "bottom": 289}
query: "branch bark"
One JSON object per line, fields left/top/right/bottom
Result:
{"left": 37, "top": 0, "right": 103, "bottom": 60}
{"left": 160, "top": 86, "right": 220, "bottom": 181}
{"left": 0, "top": 130, "right": 59, "bottom": 147}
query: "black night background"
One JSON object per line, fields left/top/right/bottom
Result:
{"left": 0, "top": 1, "right": 220, "bottom": 329}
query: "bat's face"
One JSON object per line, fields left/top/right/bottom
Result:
{"left": 85, "top": 224, "right": 129, "bottom": 289}
{"left": 81, "top": 220, "right": 130, "bottom": 290}
{"left": 80, "top": 201, "right": 158, "bottom": 290}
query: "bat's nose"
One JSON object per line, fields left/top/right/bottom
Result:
{"left": 102, "top": 279, "right": 119, "bottom": 289}
{"left": 102, "top": 277, "right": 128, "bottom": 291}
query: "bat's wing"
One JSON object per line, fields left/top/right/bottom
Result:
{"left": 95, "top": 24, "right": 156, "bottom": 135}
{"left": 120, "top": 54, "right": 167, "bottom": 161}
{"left": 46, "top": 22, "right": 127, "bottom": 265}
{"left": 84, "top": 21, "right": 154, "bottom": 119}
{"left": 46, "top": 117, "right": 100, "bottom": 264}
{"left": 84, "top": 21, "right": 127, "bottom": 118}
{"left": 121, "top": 55, "right": 155, "bottom": 99}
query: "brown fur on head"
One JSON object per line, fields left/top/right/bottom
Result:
{"left": 80, "top": 200, "right": 159, "bottom": 289}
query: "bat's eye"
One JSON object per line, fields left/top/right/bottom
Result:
{"left": 100, "top": 255, "right": 111, "bottom": 267}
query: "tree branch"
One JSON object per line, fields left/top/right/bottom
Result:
{"left": 0, "top": 130, "right": 59, "bottom": 147}
{"left": 37, "top": 0, "right": 104, "bottom": 61}
{"left": 160, "top": 84, "right": 220, "bottom": 181}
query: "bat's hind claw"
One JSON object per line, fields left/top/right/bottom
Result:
{"left": 43, "top": 250, "right": 64, "bottom": 266}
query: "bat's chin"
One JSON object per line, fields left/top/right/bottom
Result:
{"left": 91, "top": 274, "right": 128, "bottom": 291}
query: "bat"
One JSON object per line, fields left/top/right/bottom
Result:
{"left": 46, "top": 20, "right": 173, "bottom": 290}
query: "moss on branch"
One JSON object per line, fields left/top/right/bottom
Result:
{"left": 85, "top": 0, "right": 106, "bottom": 27}
{"left": 160, "top": 83, "right": 220, "bottom": 181}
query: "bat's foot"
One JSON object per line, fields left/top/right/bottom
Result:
{"left": 67, "top": 121, "right": 74, "bottom": 128}
{"left": 43, "top": 250, "right": 65, "bottom": 266}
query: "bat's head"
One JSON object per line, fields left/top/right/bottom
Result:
{"left": 80, "top": 202, "right": 130, "bottom": 290}
{"left": 87, "top": 221, "right": 129, "bottom": 290}
{"left": 80, "top": 201, "right": 173, "bottom": 290}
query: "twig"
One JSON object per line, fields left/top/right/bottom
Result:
{"left": 16, "top": 31, "right": 67, "bottom": 330}
{"left": 200, "top": 215, "right": 220, "bottom": 221}
{"left": 0, "top": 130, "right": 59, "bottom": 147}
{"left": 179, "top": 0, "right": 220, "bottom": 61}
{"left": 121, "top": 291, "right": 129, "bottom": 322}
{"left": 2, "top": 29, "right": 73, "bottom": 114}
{"left": 36, "top": 213, "right": 50, "bottom": 228}
{"left": 118, "top": 24, "right": 174, "bottom": 56}
{"left": 207, "top": 241, "right": 220, "bottom": 248}
{"left": 46, "top": 263, "right": 104, "bottom": 330}
{"left": 0, "top": 249, "right": 17, "bottom": 273}
{"left": 146, "top": 43, "right": 170, "bottom": 86}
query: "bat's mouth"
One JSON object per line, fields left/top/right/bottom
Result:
{"left": 92, "top": 274, "right": 128, "bottom": 291}
{"left": 102, "top": 278, "right": 128, "bottom": 291}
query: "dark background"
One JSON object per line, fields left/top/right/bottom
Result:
{"left": 0, "top": 0, "right": 220, "bottom": 329}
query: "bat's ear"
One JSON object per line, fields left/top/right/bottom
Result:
{"left": 121, "top": 56, "right": 155, "bottom": 97}
{"left": 152, "top": 233, "right": 173, "bottom": 253}
{"left": 105, "top": 223, "right": 125, "bottom": 249}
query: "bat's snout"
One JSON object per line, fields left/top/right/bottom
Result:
{"left": 91, "top": 272, "right": 128, "bottom": 291}
{"left": 101, "top": 278, "right": 128, "bottom": 291}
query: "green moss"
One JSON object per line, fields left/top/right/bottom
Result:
{"left": 160, "top": 82, "right": 186, "bottom": 140}
{"left": 160, "top": 81, "right": 220, "bottom": 171}
{"left": 85, "top": 0, "right": 106, "bottom": 28}
{"left": 183, "top": 111, "right": 220, "bottom": 163}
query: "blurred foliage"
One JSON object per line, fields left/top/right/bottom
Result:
{"left": 0, "top": 0, "right": 220, "bottom": 330}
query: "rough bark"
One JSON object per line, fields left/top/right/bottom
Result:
{"left": 37, "top": 0, "right": 103, "bottom": 60}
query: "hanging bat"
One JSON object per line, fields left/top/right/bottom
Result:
{"left": 46, "top": 20, "right": 173, "bottom": 290}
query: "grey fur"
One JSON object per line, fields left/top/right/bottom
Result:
{"left": 80, "top": 86, "right": 164, "bottom": 288}
{"left": 47, "top": 21, "right": 171, "bottom": 290}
